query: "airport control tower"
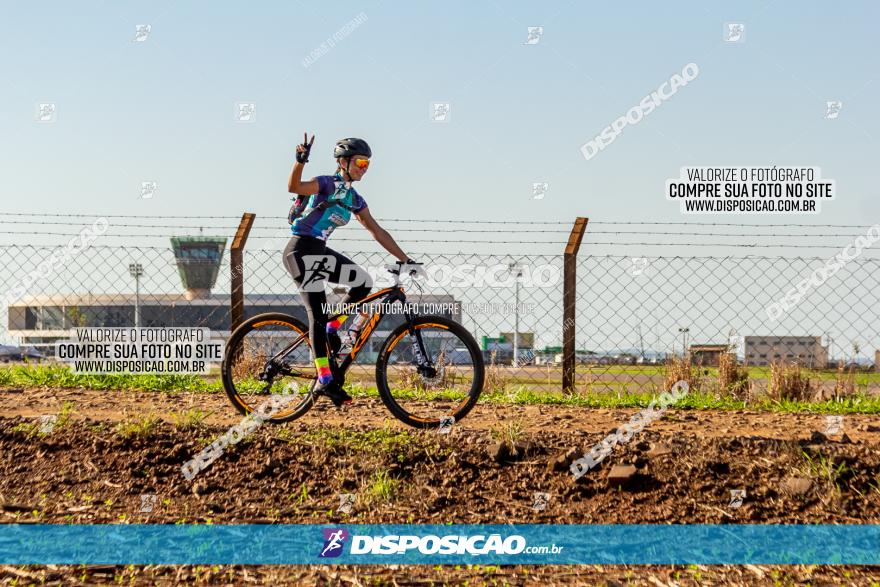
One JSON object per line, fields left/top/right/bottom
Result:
{"left": 170, "top": 236, "right": 228, "bottom": 300}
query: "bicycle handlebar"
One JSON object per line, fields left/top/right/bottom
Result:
{"left": 385, "top": 260, "right": 425, "bottom": 287}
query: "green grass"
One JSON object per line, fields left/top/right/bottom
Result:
{"left": 801, "top": 451, "right": 851, "bottom": 493}
{"left": 114, "top": 414, "right": 163, "bottom": 439}
{"left": 12, "top": 401, "right": 75, "bottom": 437}
{"left": 490, "top": 419, "right": 525, "bottom": 446}
{"left": 0, "top": 364, "right": 218, "bottom": 392}
{"left": 363, "top": 469, "right": 398, "bottom": 504}
{"left": 571, "top": 363, "right": 880, "bottom": 383}
{"left": 359, "top": 384, "right": 880, "bottom": 414}
{"left": 3, "top": 364, "right": 880, "bottom": 415}
{"left": 170, "top": 408, "right": 209, "bottom": 430}
{"left": 295, "top": 423, "right": 417, "bottom": 453}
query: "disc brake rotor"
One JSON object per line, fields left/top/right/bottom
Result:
{"left": 418, "top": 363, "right": 445, "bottom": 386}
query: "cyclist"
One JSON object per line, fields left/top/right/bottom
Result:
{"left": 283, "top": 133, "right": 416, "bottom": 407}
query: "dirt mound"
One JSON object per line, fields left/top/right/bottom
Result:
{"left": 3, "top": 417, "right": 879, "bottom": 525}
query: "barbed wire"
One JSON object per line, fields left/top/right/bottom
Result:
{"left": 0, "top": 220, "right": 573, "bottom": 234}
{"left": 2, "top": 243, "right": 878, "bottom": 262}
{"left": 0, "top": 219, "right": 875, "bottom": 238}
{"left": 2, "top": 232, "right": 879, "bottom": 249}
{"left": 0, "top": 213, "right": 571, "bottom": 224}
{"left": 3, "top": 213, "right": 869, "bottom": 229}
{"left": 0, "top": 231, "right": 565, "bottom": 244}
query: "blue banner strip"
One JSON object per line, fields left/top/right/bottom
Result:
{"left": 0, "top": 524, "right": 878, "bottom": 565}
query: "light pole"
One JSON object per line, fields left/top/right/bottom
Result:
{"left": 508, "top": 262, "right": 522, "bottom": 366}
{"left": 678, "top": 327, "right": 689, "bottom": 359}
{"left": 129, "top": 263, "right": 144, "bottom": 328}
{"left": 824, "top": 332, "right": 834, "bottom": 366}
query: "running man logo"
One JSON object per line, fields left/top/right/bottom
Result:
{"left": 319, "top": 528, "right": 349, "bottom": 558}
{"left": 438, "top": 415, "right": 455, "bottom": 434}
{"left": 825, "top": 101, "right": 842, "bottom": 120}
{"left": 523, "top": 26, "right": 543, "bottom": 45}
{"left": 724, "top": 22, "right": 745, "bottom": 43}
{"left": 824, "top": 415, "right": 844, "bottom": 435}
{"left": 301, "top": 255, "right": 337, "bottom": 292}
{"left": 728, "top": 489, "right": 746, "bottom": 509}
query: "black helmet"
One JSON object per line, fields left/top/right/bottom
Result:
{"left": 334, "top": 137, "right": 371, "bottom": 159}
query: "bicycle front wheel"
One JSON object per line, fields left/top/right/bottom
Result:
{"left": 375, "top": 315, "right": 484, "bottom": 429}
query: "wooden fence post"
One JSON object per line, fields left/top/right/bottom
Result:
{"left": 230, "top": 213, "right": 256, "bottom": 331}
{"left": 563, "top": 217, "right": 589, "bottom": 392}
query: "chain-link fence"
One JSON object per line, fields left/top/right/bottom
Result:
{"left": 2, "top": 216, "right": 879, "bottom": 398}
{"left": 577, "top": 254, "right": 880, "bottom": 398}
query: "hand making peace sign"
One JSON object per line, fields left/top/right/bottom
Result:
{"left": 295, "top": 132, "right": 315, "bottom": 164}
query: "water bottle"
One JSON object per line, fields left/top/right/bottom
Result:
{"left": 342, "top": 313, "right": 368, "bottom": 350}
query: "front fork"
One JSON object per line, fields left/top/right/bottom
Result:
{"left": 403, "top": 308, "right": 436, "bottom": 378}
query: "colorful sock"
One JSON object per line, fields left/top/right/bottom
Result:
{"left": 315, "top": 356, "right": 333, "bottom": 384}
{"left": 326, "top": 315, "right": 348, "bottom": 334}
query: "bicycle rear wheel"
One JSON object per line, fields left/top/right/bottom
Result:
{"left": 375, "top": 315, "right": 484, "bottom": 429}
{"left": 221, "top": 312, "right": 317, "bottom": 423}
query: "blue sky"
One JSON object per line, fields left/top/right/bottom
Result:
{"left": 1, "top": 1, "right": 879, "bottom": 353}
{"left": 1, "top": 0, "right": 877, "bottom": 251}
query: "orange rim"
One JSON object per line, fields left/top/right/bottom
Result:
{"left": 228, "top": 319, "right": 312, "bottom": 418}
{"left": 381, "top": 322, "right": 472, "bottom": 419}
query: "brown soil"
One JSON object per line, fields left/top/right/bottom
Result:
{"left": 2, "top": 385, "right": 880, "bottom": 585}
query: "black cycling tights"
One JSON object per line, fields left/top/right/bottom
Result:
{"left": 282, "top": 235, "right": 373, "bottom": 361}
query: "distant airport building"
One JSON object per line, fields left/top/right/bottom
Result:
{"left": 689, "top": 343, "right": 732, "bottom": 367}
{"left": 6, "top": 237, "right": 461, "bottom": 362}
{"left": 8, "top": 292, "right": 461, "bottom": 362}
{"left": 170, "top": 236, "right": 227, "bottom": 300}
{"left": 744, "top": 336, "right": 828, "bottom": 368}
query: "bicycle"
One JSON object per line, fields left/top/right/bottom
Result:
{"left": 221, "top": 261, "right": 485, "bottom": 429}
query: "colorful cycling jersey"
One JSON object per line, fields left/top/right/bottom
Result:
{"left": 290, "top": 173, "right": 368, "bottom": 241}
